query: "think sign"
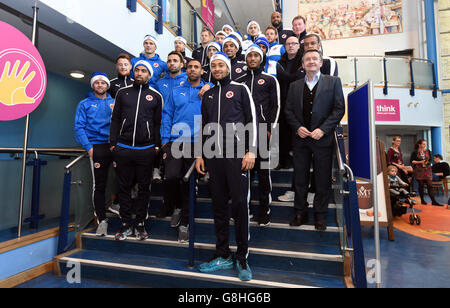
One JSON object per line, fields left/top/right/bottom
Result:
{"left": 374, "top": 99, "right": 400, "bottom": 122}
{"left": 0, "top": 21, "right": 47, "bottom": 121}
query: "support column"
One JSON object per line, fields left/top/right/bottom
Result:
{"left": 432, "top": 127, "right": 442, "bottom": 155}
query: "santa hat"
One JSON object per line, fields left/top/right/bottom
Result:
{"left": 222, "top": 24, "right": 234, "bottom": 33}
{"left": 223, "top": 35, "right": 240, "bottom": 50}
{"left": 245, "top": 45, "right": 264, "bottom": 64}
{"left": 90, "top": 72, "right": 110, "bottom": 89}
{"left": 215, "top": 30, "right": 227, "bottom": 37}
{"left": 133, "top": 60, "right": 154, "bottom": 78}
{"left": 143, "top": 34, "right": 158, "bottom": 48}
{"left": 247, "top": 20, "right": 261, "bottom": 35}
{"left": 210, "top": 52, "right": 231, "bottom": 72}
{"left": 254, "top": 36, "right": 270, "bottom": 51}
{"left": 206, "top": 41, "right": 222, "bottom": 53}
{"left": 174, "top": 36, "right": 187, "bottom": 45}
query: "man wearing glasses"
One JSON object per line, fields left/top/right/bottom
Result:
{"left": 275, "top": 36, "right": 305, "bottom": 172}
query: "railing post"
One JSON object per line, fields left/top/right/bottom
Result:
{"left": 126, "top": 0, "right": 137, "bottom": 12}
{"left": 347, "top": 180, "right": 367, "bottom": 288}
{"left": 383, "top": 57, "right": 388, "bottom": 95}
{"left": 57, "top": 170, "right": 72, "bottom": 255}
{"left": 193, "top": 10, "right": 198, "bottom": 49}
{"left": 25, "top": 158, "right": 47, "bottom": 229}
{"left": 177, "top": 0, "right": 182, "bottom": 36}
{"left": 431, "top": 61, "right": 438, "bottom": 98}
{"left": 155, "top": 0, "right": 164, "bottom": 35}
{"left": 187, "top": 172, "right": 196, "bottom": 268}
{"left": 409, "top": 59, "right": 416, "bottom": 97}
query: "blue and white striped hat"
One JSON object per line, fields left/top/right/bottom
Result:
{"left": 90, "top": 72, "right": 110, "bottom": 89}
{"left": 133, "top": 60, "right": 154, "bottom": 78}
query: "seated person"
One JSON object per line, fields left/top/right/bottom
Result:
{"left": 432, "top": 154, "right": 450, "bottom": 181}
{"left": 388, "top": 165, "right": 409, "bottom": 197}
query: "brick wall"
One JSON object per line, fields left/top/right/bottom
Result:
{"left": 439, "top": 2, "right": 450, "bottom": 159}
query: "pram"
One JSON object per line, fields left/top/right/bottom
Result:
{"left": 391, "top": 192, "right": 421, "bottom": 225}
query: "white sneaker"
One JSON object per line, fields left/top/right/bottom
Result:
{"left": 278, "top": 191, "right": 295, "bottom": 202}
{"left": 96, "top": 219, "right": 108, "bottom": 237}
{"left": 153, "top": 168, "right": 162, "bottom": 183}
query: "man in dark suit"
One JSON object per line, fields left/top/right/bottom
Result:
{"left": 285, "top": 49, "right": 345, "bottom": 231}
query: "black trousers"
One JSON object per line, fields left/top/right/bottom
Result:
{"left": 279, "top": 113, "right": 292, "bottom": 167}
{"left": 91, "top": 144, "right": 113, "bottom": 223}
{"left": 163, "top": 142, "right": 195, "bottom": 226}
{"left": 254, "top": 147, "right": 272, "bottom": 216}
{"left": 113, "top": 145, "right": 156, "bottom": 225}
{"left": 292, "top": 138, "right": 333, "bottom": 220}
{"left": 206, "top": 158, "right": 250, "bottom": 262}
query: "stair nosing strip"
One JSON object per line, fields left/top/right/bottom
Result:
{"left": 82, "top": 234, "right": 344, "bottom": 262}
{"left": 59, "top": 257, "right": 318, "bottom": 288}
{"left": 149, "top": 196, "right": 339, "bottom": 209}
{"left": 146, "top": 217, "right": 340, "bottom": 233}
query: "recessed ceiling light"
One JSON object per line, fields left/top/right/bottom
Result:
{"left": 70, "top": 70, "right": 85, "bottom": 79}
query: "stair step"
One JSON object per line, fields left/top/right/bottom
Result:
{"left": 147, "top": 199, "right": 338, "bottom": 226}
{"left": 57, "top": 250, "right": 346, "bottom": 288}
{"left": 104, "top": 217, "right": 341, "bottom": 246}
{"left": 81, "top": 233, "right": 344, "bottom": 276}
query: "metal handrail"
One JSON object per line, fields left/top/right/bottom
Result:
{"left": 334, "top": 132, "right": 345, "bottom": 175}
{"left": 0, "top": 147, "right": 85, "bottom": 154}
{"left": 65, "top": 153, "right": 88, "bottom": 171}
{"left": 183, "top": 161, "right": 196, "bottom": 182}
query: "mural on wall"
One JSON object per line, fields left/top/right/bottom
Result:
{"left": 299, "top": 0, "right": 403, "bottom": 40}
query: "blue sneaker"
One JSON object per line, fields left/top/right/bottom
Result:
{"left": 199, "top": 256, "right": 234, "bottom": 273}
{"left": 237, "top": 260, "right": 252, "bottom": 281}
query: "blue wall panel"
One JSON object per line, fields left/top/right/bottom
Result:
{"left": 0, "top": 71, "right": 91, "bottom": 151}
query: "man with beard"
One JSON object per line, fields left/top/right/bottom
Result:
{"left": 236, "top": 45, "right": 280, "bottom": 226}
{"left": 74, "top": 72, "right": 115, "bottom": 237}
{"left": 174, "top": 36, "right": 193, "bottom": 69}
{"left": 265, "top": 26, "right": 286, "bottom": 77}
{"left": 157, "top": 53, "right": 212, "bottom": 222}
{"left": 161, "top": 59, "right": 206, "bottom": 242}
{"left": 196, "top": 52, "right": 257, "bottom": 282}
{"left": 110, "top": 61, "right": 163, "bottom": 241}
{"left": 131, "top": 35, "right": 168, "bottom": 87}
{"left": 271, "top": 11, "right": 294, "bottom": 45}
{"left": 222, "top": 35, "right": 247, "bottom": 81}
{"left": 109, "top": 54, "right": 134, "bottom": 99}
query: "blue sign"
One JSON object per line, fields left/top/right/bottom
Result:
{"left": 348, "top": 83, "right": 371, "bottom": 180}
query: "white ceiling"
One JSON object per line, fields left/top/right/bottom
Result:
{"left": 219, "top": 0, "right": 275, "bottom": 34}
{"left": 191, "top": 0, "right": 275, "bottom": 35}
{"left": 0, "top": 6, "right": 116, "bottom": 84}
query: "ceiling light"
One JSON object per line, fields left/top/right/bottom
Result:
{"left": 70, "top": 70, "right": 85, "bottom": 79}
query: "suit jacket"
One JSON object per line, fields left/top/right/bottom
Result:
{"left": 285, "top": 74, "right": 345, "bottom": 147}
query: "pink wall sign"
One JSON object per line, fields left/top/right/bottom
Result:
{"left": 374, "top": 99, "right": 400, "bottom": 122}
{"left": 0, "top": 21, "right": 47, "bottom": 121}
{"left": 202, "top": 0, "right": 215, "bottom": 32}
